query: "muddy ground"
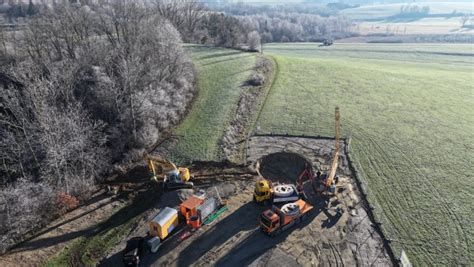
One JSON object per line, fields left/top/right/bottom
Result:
{"left": 100, "top": 136, "right": 392, "bottom": 267}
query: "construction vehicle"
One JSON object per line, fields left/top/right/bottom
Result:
{"left": 253, "top": 179, "right": 305, "bottom": 205}
{"left": 179, "top": 189, "right": 227, "bottom": 230}
{"left": 260, "top": 199, "right": 313, "bottom": 236}
{"left": 319, "top": 106, "right": 341, "bottom": 194}
{"left": 321, "top": 39, "right": 333, "bottom": 46}
{"left": 122, "top": 237, "right": 145, "bottom": 266}
{"left": 146, "top": 155, "right": 193, "bottom": 189}
{"left": 297, "top": 107, "right": 341, "bottom": 195}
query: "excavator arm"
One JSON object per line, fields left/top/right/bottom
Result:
{"left": 146, "top": 155, "right": 178, "bottom": 181}
{"left": 146, "top": 155, "right": 192, "bottom": 186}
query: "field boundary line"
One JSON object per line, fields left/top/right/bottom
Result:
{"left": 343, "top": 135, "right": 398, "bottom": 265}
{"left": 251, "top": 54, "right": 279, "bottom": 131}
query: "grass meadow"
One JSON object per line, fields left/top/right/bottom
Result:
{"left": 257, "top": 43, "right": 474, "bottom": 265}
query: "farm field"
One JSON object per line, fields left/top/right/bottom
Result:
{"left": 342, "top": 2, "right": 474, "bottom": 35}
{"left": 170, "top": 45, "right": 256, "bottom": 163}
{"left": 343, "top": 2, "right": 473, "bottom": 20}
{"left": 257, "top": 43, "right": 474, "bottom": 265}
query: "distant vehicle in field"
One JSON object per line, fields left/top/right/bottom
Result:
{"left": 122, "top": 237, "right": 145, "bottom": 266}
{"left": 320, "top": 39, "right": 334, "bottom": 46}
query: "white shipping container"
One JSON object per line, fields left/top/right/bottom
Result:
{"left": 197, "top": 197, "right": 218, "bottom": 221}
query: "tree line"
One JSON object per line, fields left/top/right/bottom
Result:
{"left": 0, "top": 1, "right": 196, "bottom": 252}
{"left": 209, "top": 3, "right": 355, "bottom": 42}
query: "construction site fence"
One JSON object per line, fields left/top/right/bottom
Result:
{"left": 246, "top": 130, "right": 402, "bottom": 265}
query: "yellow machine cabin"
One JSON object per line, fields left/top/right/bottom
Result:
{"left": 253, "top": 179, "right": 271, "bottom": 203}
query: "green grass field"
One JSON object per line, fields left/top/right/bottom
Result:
{"left": 257, "top": 43, "right": 474, "bottom": 265}
{"left": 342, "top": 2, "right": 473, "bottom": 20}
{"left": 170, "top": 45, "right": 256, "bottom": 163}
{"left": 343, "top": 2, "right": 473, "bottom": 35}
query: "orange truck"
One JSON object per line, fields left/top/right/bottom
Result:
{"left": 179, "top": 190, "right": 223, "bottom": 230}
{"left": 260, "top": 199, "right": 313, "bottom": 236}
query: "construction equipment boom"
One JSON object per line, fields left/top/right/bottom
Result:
{"left": 325, "top": 106, "right": 340, "bottom": 188}
{"left": 296, "top": 107, "right": 341, "bottom": 194}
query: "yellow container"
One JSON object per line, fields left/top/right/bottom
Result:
{"left": 149, "top": 207, "right": 179, "bottom": 240}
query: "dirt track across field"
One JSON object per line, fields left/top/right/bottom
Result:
{"left": 100, "top": 136, "right": 392, "bottom": 267}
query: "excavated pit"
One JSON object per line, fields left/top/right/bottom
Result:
{"left": 257, "top": 152, "right": 312, "bottom": 183}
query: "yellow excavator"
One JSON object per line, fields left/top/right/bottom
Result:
{"left": 146, "top": 155, "right": 194, "bottom": 189}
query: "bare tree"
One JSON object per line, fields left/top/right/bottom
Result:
{"left": 153, "top": 0, "right": 205, "bottom": 41}
{"left": 247, "top": 30, "right": 261, "bottom": 52}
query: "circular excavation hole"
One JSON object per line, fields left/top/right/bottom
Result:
{"left": 257, "top": 152, "right": 312, "bottom": 183}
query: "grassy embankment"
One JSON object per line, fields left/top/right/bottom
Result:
{"left": 257, "top": 43, "right": 474, "bottom": 266}
{"left": 170, "top": 45, "right": 257, "bottom": 163}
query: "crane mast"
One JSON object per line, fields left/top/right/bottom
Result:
{"left": 325, "top": 107, "right": 340, "bottom": 187}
